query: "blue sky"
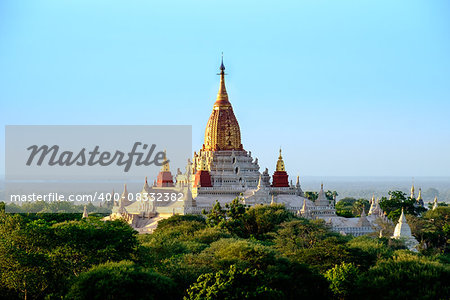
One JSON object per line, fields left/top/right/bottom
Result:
{"left": 0, "top": 0, "right": 449, "bottom": 177}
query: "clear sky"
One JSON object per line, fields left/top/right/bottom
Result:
{"left": 0, "top": 0, "right": 449, "bottom": 177}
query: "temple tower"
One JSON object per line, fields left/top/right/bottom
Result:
{"left": 192, "top": 57, "right": 260, "bottom": 192}
{"left": 194, "top": 156, "right": 212, "bottom": 187}
{"left": 156, "top": 150, "right": 174, "bottom": 187}
{"left": 392, "top": 208, "right": 419, "bottom": 251}
{"left": 416, "top": 188, "right": 424, "bottom": 207}
{"left": 203, "top": 56, "right": 242, "bottom": 151}
{"left": 272, "top": 149, "right": 289, "bottom": 187}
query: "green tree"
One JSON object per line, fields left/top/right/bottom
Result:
{"left": 352, "top": 199, "right": 370, "bottom": 216}
{"left": 335, "top": 198, "right": 357, "bottom": 218}
{"left": 355, "top": 251, "right": 450, "bottom": 300}
{"left": 273, "top": 219, "right": 333, "bottom": 255}
{"left": 305, "top": 191, "right": 318, "bottom": 202}
{"left": 137, "top": 218, "right": 211, "bottom": 266}
{"left": 156, "top": 214, "right": 206, "bottom": 230}
{"left": 182, "top": 238, "right": 331, "bottom": 300}
{"left": 50, "top": 218, "right": 138, "bottom": 276}
{"left": 325, "top": 262, "right": 359, "bottom": 300}
{"left": 0, "top": 214, "right": 60, "bottom": 299}
{"left": 203, "top": 200, "right": 293, "bottom": 239}
{"left": 204, "top": 200, "right": 226, "bottom": 228}
{"left": 326, "top": 190, "right": 338, "bottom": 202}
{"left": 185, "top": 265, "right": 281, "bottom": 300}
{"left": 346, "top": 236, "right": 397, "bottom": 265}
{"left": 420, "top": 206, "right": 450, "bottom": 254}
{"left": 66, "top": 261, "right": 176, "bottom": 300}
{"left": 0, "top": 212, "right": 138, "bottom": 299}
{"left": 238, "top": 204, "right": 293, "bottom": 239}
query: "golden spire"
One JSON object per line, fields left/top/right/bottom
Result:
{"left": 162, "top": 150, "right": 170, "bottom": 172}
{"left": 417, "top": 188, "right": 422, "bottom": 200}
{"left": 276, "top": 148, "right": 286, "bottom": 171}
{"left": 203, "top": 55, "right": 242, "bottom": 151}
{"left": 214, "top": 53, "right": 231, "bottom": 108}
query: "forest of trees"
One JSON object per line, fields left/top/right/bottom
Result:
{"left": 0, "top": 195, "right": 449, "bottom": 299}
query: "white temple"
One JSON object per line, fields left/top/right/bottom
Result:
{"left": 106, "top": 59, "right": 390, "bottom": 236}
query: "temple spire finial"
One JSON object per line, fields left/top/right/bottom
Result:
{"left": 220, "top": 52, "right": 225, "bottom": 71}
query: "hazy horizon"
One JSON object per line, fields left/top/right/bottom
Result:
{"left": 1, "top": 176, "right": 449, "bottom": 203}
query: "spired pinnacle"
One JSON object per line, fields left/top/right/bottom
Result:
{"left": 276, "top": 148, "right": 286, "bottom": 172}
{"left": 203, "top": 55, "right": 242, "bottom": 151}
{"left": 215, "top": 53, "right": 230, "bottom": 107}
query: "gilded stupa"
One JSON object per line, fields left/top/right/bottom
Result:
{"left": 184, "top": 58, "right": 306, "bottom": 207}
{"left": 203, "top": 57, "right": 243, "bottom": 151}
{"left": 190, "top": 57, "right": 261, "bottom": 195}
{"left": 272, "top": 149, "right": 289, "bottom": 187}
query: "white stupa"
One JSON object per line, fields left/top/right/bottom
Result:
{"left": 392, "top": 208, "right": 419, "bottom": 252}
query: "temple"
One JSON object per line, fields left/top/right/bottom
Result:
{"left": 107, "top": 58, "right": 391, "bottom": 237}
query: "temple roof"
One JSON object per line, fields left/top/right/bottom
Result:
{"left": 203, "top": 57, "right": 242, "bottom": 151}
{"left": 214, "top": 55, "right": 231, "bottom": 108}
